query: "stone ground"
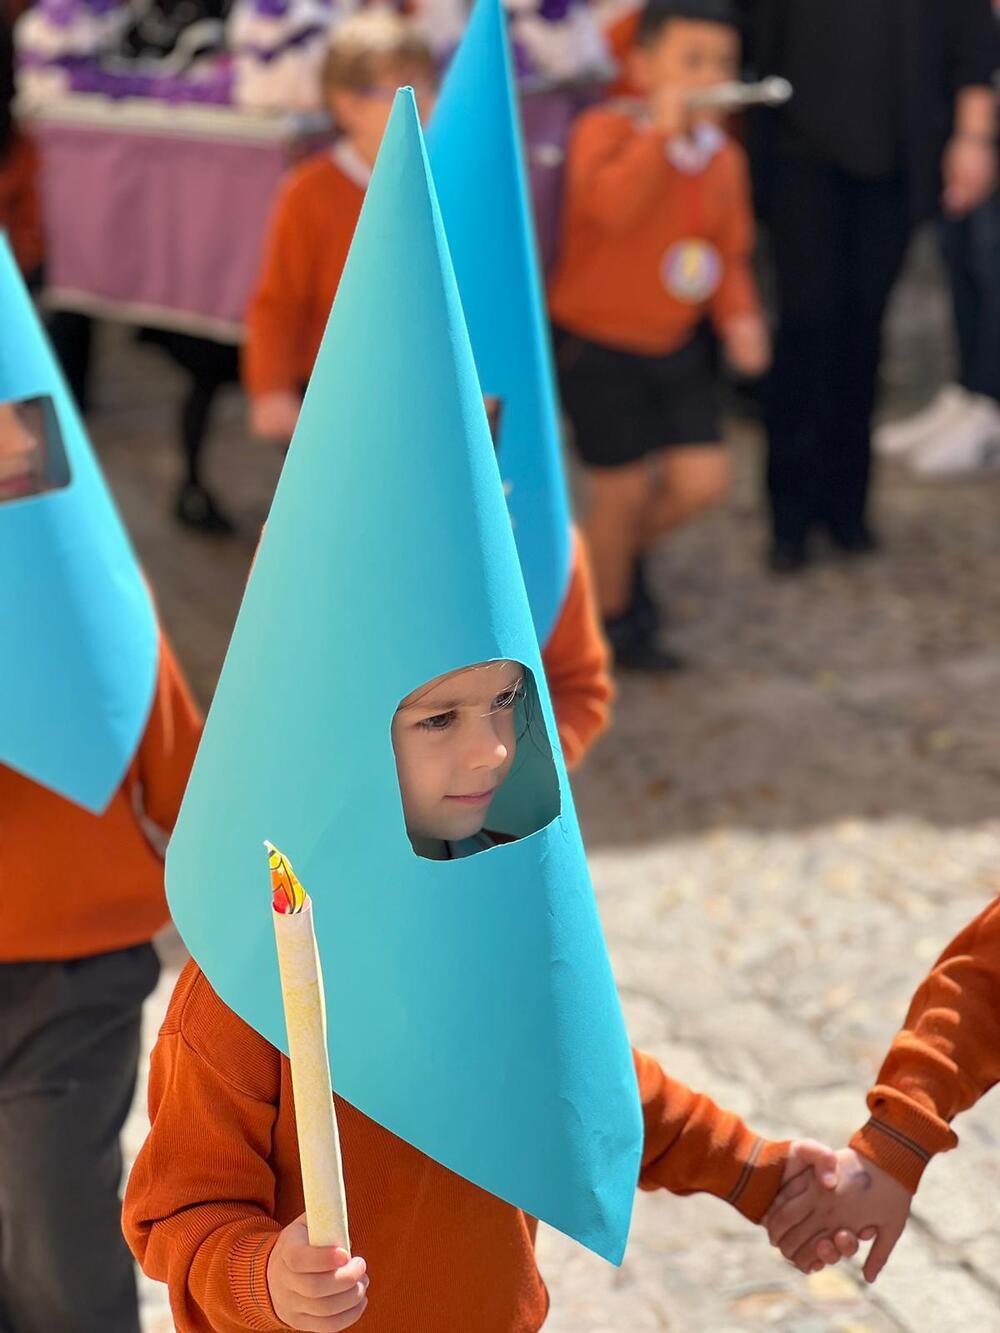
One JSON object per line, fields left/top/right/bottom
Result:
{"left": 85, "top": 231, "right": 1000, "bottom": 1331}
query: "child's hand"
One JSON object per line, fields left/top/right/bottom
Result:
{"left": 251, "top": 391, "right": 301, "bottom": 444}
{"left": 781, "top": 1137, "right": 841, "bottom": 1194}
{"left": 765, "top": 1147, "right": 912, "bottom": 1283}
{"left": 722, "top": 313, "right": 771, "bottom": 378}
{"left": 942, "top": 134, "right": 998, "bottom": 219}
{"left": 267, "top": 1213, "right": 369, "bottom": 1331}
{"left": 651, "top": 85, "right": 691, "bottom": 139}
{"left": 768, "top": 1135, "right": 864, "bottom": 1269}
{"left": 766, "top": 1140, "right": 860, "bottom": 1273}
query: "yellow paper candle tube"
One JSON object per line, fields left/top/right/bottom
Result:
{"left": 267, "top": 841, "right": 350, "bottom": 1251}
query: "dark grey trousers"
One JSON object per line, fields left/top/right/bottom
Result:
{"left": 0, "top": 943, "right": 160, "bottom": 1333}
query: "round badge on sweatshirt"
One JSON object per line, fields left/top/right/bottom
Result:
{"left": 661, "top": 239, "right": 722, "bottom": 303}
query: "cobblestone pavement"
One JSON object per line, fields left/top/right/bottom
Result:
{"left": 93, "top": 237, "right": 1000, "bottom": 1331}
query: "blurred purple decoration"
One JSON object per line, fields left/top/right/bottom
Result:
{"left": 67, "top": 57, "right": 233, "bottom": 100}
{"left": 230, "top": 24, "right": 328, "bottom": 62}
{"left": 31, "top": 0, "right": 123, "bottom": 26}
{"left": 503, "top": 0, "right": 612, "bottom": 86}
{"left": 252, "top": 0, "right": 293, "bottom": 16}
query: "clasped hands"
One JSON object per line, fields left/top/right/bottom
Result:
{"left": 769, "top": 1143, "right": 912, "bottom": 1283}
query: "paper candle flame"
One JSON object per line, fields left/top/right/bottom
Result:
{"left": 267, "top": 839, "right": 306, "bottom": 914}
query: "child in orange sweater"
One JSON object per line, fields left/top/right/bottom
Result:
{"left": 0, "top": 641, "right": 201, "bottom": 1333}
{"left": 0, "top": 291, "right": 206, "bottom": 1333}
{"left": 549, "top": 0, "right": 769, "bottom": 671}
{"left": 244, "top": 8, "right": 437, "bottom": 442}
{"left": 246, "top": 8, "right": 612, "bottom": 769}
{"left": 0, "top": 239, "right": 203, "bottom": 1333}
{"left": 763, "top": 895, "right": 1000, "bottom": 1283}
{"left": 124, "top": 653, "right": 846, "bottom": 1333}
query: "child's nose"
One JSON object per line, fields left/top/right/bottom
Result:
{"left": 0, "top": 425, "right": 36, "bottom": 469}
{"left": 466, "top": 719, "right": 509, "bottom": 771}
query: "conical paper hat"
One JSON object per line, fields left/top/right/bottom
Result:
{"left": 0, "top": 236, "right": 157, "bottom": 812}
{"left": 427, "top": 0, "right": 572, "bottom": 642}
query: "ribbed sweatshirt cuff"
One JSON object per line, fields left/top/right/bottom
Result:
{"left": 228, "top": 1229, "right": 286, "bottom": 1330}
{"left": 726, "top": 1137, "right": 789, "bottom": 1223}
{"left": 850, "top": 1089, "right": 957, "bottom": 1193}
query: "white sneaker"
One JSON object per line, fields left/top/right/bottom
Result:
{"left": 874, "top": 384, "right": 975, "bottom": 457}
{"left": 910, "top": 397, "right": 1000, "bottom": 476}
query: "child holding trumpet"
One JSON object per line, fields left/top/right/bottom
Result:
{"left": 549, "top": 0, "right": 770, "bottom": 669}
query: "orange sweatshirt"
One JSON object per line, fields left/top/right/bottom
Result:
{"left": 849, "top": 895, "right": 1000, "bottom": 1193}
{"left": 0, "top": 130, "right": 43, "bottom": 277}
{"left": 548, "top": 103, "right": 759, "bottom": 357}
{"left": 0, "top": 634, "right": 202, "bottom": 961}
{"left": 124, "top": 961, "right": 789, "bottom": 1333}
{"left": 544, "top": 528, "right": 612, "bottom": 768}
{"left": 243, "top": 150, "right": 365, "bottom": 400}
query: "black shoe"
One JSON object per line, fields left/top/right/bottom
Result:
{"left": 629, "top": 558, "right": 661, "bottom": 637}
{"left": 828, "top": 525, "right": 880, "bottom": 557}
{"left": 604, "top": 609, "right": 685, "bottom": 673}
{"left": 767, "top": 540, "right": 809, "bottom": 575}
{"left": 614, "top": 638, "right": 687, "bottom": 673}
{"left": 175, "top": 481, "right": 236, "bottom": 535}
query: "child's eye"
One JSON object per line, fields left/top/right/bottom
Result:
{"left": 493, "top": 680, "right": 525, "bottom": 712}
{"left": 419, "top": 710, "right": 455, "bottom": 731}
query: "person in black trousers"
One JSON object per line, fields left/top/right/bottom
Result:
{"left": 742, "top": 0, "right": 999, "bottom": 571}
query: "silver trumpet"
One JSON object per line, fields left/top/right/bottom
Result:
{"left": 687, "top": 76, "right": 792, "bottom": 110}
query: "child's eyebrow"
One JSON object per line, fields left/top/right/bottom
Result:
{"left": 399, "top": 696, "right": 463, "bottom": 713}
{"left": 399, "top": 672, "right": 524, "bottom": 714}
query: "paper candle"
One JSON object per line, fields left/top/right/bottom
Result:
{"left": 267, "top": 840, "right": 350, "bottom": 1250}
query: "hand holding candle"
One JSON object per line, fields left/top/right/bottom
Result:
{"left": 266, "top": 1217, "right": 369, "bottom": 1332}
{"left": 267, "top": 841, "right": 351, "bottom": 1251}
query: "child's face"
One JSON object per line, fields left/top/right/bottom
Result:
{"left": 0, "top": 400, "right": 45, "bottom": 501}
{"left": 329, "top": 61, "right": 437, "bottom": 161}
{"left": 631, "top": 18, "right": 739, "bottom": 106}
{"left": 391, "top": 660, "right": 523, "bottom": 845}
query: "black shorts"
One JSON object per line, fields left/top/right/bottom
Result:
{"left": 552, "top": 324, "right": 722, "bottom": 468}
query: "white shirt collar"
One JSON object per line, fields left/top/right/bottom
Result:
{"left": 666, "top": 121, "right": 726, "bottom": 175}
{"left": 331, "top": 138, "right": 373, "bottom": 189}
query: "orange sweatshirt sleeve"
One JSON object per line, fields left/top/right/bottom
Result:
{"left": 635, "top": 1049, "right": 789, "bottom": 1222}
{"left": 135, "top": 633, "right": 203, "bottom": 834}
{"left": 540, "top": 528, "right": 613, "bottom": 769}
{"left": 243, "top": 174, "right": 314, "bottom": 400}
{"left": 123, "top": 966, "right": 287, "bottom": 1333}
{"left": 565, "top": 109, "right": 671, "bottom": 234}
{"left": 3, "top": 134, "right": 44, "bottom": 277}
{"left": 849, "top": 896, "right": 1000, "bottom": 1193}
{"left": 707, "top": 144, "right": 760, "bottom": 333}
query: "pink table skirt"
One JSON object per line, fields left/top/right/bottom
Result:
{"left": 35, "top": 106, "right": 318, "bottom": 340}
{"left": 32, "top": 89, "right": 594, "bottom": 342}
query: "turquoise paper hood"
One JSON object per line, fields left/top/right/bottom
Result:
{"left": 427, "top": 0, "right": 573, "bottom": 644}
{"left": 0, "top": 235, "right": 157, "bottom": 812}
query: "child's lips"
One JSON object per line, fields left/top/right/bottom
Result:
{"left": 0, "top": 472, "right": 36, "bottom": 500}
{"left": 445, "top": 789, "right": 496, "bottom": 806}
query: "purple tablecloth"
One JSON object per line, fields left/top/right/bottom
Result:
{"left": 32, "top": 89, "right": 596, "bottom": 341}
